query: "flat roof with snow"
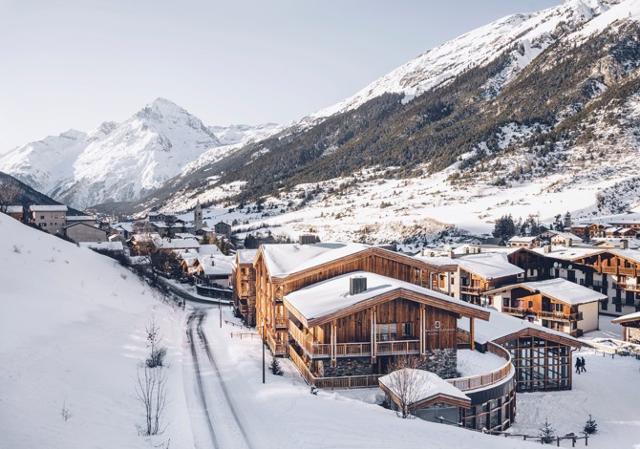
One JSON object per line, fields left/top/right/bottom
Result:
{"left": 284, "top": 271, "right": 489, "bottom": 326}
{"left": 29, "top": 205, "right": 68, "bottom": 212}
{"left": 5, "top": 205, "right": 23, "bottom": 213}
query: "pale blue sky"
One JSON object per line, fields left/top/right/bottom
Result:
{"left": 0, "top": 0, "right": 560, "bottom": 152}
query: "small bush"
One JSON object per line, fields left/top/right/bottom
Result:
{"left": 270, "top": 358, "right": 283, "bottom": 375}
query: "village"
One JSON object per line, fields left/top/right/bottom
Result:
{"left": 3, "top": 199, "right": 640, "bottom": 446}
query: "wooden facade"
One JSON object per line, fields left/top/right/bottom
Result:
{"left": 232, "top": 254, "right": 257, "bottom": 326}
{"left": 253, "top": 246, "right": 455, "bottom": 356}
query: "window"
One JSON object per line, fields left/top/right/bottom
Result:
{"left": 377, "top": 324, "right": 397, "bottom": 341}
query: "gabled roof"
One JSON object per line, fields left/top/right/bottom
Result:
{"left": 458, "top": 308, "right": 582, "bottom": 347}
{"left": 456, "top": 252, "right": 523, "bottom": 280}
{"left": 64, "top": 222, "right": 105, "bottom": 232}
{"left": 486, "top": 278, "right": 605, "bottom": 305}
{"left": 284, "top": 271, "right": 489, "bottom": 327}
{"left": 197, "top": 255, "right": 234, "bottom": 276}
{"left": 379, "top": 369, "right": 470, "bottom": 410}
{"left": 527, "top": 245, "right": 604, "bottom": 261}
{"left": 236, "top": 249, "right": 258, "bottom": 265}
{"left": 612, "top": 311, "right": 640, "bottom": 325}
{"left": 153, "top": 237, "right": 200, "bottom": 250}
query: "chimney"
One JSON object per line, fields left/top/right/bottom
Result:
{"left": 567, "top": 238, "right": 573, "bottom": 247}
{"left": 620, "top": 239, "right": 629, "bottom": 250}
{"left": 350, "top": 276, "right": 367, "bottom": 295}
{"left": 543, "top": 244, "right": 551, "bottom": 254}
{"left": 448, "top": 249, "right": 455, "bottom": 259}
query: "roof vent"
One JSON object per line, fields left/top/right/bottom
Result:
{"left": 350, "top": 276, "right": 367, "bottom": 295}
{"left": 620, "top": 239, "right": 629, "bottom": 250}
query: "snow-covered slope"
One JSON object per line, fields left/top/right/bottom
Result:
{"left": 310, "top": 0, "right": 619, "bottom": 119}
{"left": 0, "top": 214, "right": 191, "bottom": 448}
{"left": 208, "top": 123, "right": 281, "bottom": 146}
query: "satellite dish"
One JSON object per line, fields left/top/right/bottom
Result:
{"left": 554, "top": 262, "right": 559, "bottom": 268}
{"left": 568, "top": 265, "right": 573, "bottom": 270}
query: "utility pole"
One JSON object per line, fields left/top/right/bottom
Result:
{"left": 262, "top": 323, "right": 266, "bottom": 384}
{"left": 219, "top": 300, "right": 222, "bottom": 328}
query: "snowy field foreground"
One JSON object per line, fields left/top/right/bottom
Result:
{"left": 511, "top": 350, "right": 640, "bottom": 449}
{"left": 196, "top": 306, "right": 530, "bottom": 449}
{"left": 0, "top": 214, "right": 191, "bottom": 449}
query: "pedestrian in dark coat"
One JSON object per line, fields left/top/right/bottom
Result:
{"left": 580, "top": 356, "right": 587, "bottom": 373}
{"left": 575, "top": 357, "right": 582, "bottom": 374}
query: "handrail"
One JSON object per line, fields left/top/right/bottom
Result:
{"left": 446, "top": 342, "right": 512, "bottom": 392}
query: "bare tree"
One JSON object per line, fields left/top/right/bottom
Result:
{"left": 61, "top": 400, "right": 72, "bottom": 422}
{"left": 135, "top": 365, "right": 167, "bottom": 436}
{"left": 385, "top": 357, "right": 428, "bottom": 419}
{"left": 146, "top": 317, "right": 167, "bottom": 368}
{"left": 0, "top": 180, "right": 21, "bottom": 213}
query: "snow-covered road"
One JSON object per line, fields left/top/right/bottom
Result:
{"left": 185, "top": 308, "right": 254, "bottom": 449}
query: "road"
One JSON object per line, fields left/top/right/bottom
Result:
{"left": 186, "top": 309, "right": 254, "bottom": 449}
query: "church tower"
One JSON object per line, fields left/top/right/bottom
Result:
{"left": 194, "top": 201, "right": 203, "bottom": 231}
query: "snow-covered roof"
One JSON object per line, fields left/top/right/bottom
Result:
{"left": 458, "top": 308, "right": 581, "bottom": 346}
{"left": 612, "top": 311, "right": 640, "bottom": 324}
{"left": 261, "top": 243, "right": 370, "bottom": 278}
{"left": 613, "top": 249, "right": 640, "bottom": 264}
{"left": 29, "top": 205, "right": 67, "bottom": 212}
{"left": 173, "top": 232, "right": 196, "bottom": 239}
{"left": 79, "top": 241, "right": 124, "bottom": 252}
{"left": 198, "top": 244, "right": 222, "bottom": 256}
{"left": 528, "top": 245, "right": 603, "bottom": 261}
{"left": 577, "top": 212, "right": 640, "bottom": 226}
{"left": 237, "top": 249, "right": 258, "bottom": 264}
{"left": 66, "top": 215, "right": 95, "bottom": 221}
{"left": 508, "top": 235, "right": 538, "bottom": 243}
{"left": 198, "top": 255, "right": 234, "bottom": 276}
{"left": 547, "top": 231, "right": 583, "bottom": 243}
{"left": 490, "top": 278, "right": 605, "bottom": 305}
{"left": 285, "top": 271, "right": 487, "bottom": 324}
{"left": 379, "top": 369, "right": 469, "bottom": 406}
{"left": 414, "top": 255, "right": 458, "bottom": 267}
{"left": 5, "top": 205, "right": 23, "bottom": 213}
{"left": 456, "top": 252, "right": 523, "bottom": 280}
{"left": 153, "top": 237, "right": 200, "bottom": 250}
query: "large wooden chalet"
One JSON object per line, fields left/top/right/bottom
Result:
{"left": 251, "top": 243, "right": 457, "bottom": 358}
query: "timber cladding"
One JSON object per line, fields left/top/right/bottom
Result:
{"left": 251, "top": 246, "right": 457, "bottom": 350}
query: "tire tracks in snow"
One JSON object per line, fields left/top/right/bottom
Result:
{"left": 195, "top": 312, "right": 255, "bottom": 449}
{"left": 187, "top": 311, "right": 220, "bottom": 449}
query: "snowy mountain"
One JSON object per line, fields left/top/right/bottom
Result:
{"left": 0, "top": 98, "right": 278, "bottom": 209}
{"left": 130, "top": 0, "right": 640, "bottom": 245}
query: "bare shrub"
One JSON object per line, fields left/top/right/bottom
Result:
{"left": 61, "top": 401, "right": 72, "bottom": 422}
{"left": 146, "top": 317, "right": 167, "bottom": 368}
{"left": 135, "top": 365, "right": 167, "bottom": 436}
{"left": 385, "top": 357, "right": 429, "bottom": 419}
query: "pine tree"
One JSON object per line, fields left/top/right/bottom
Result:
{"left": 270, "top": 357, "right": 283, "bottom": 376}
{"left": 539, "top": 418, "right": 555, "bottom": 444}
{"left": 583, "top": 414, "right": 598, "bottom": 434}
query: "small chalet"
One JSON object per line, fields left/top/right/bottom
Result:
{"left": 486, "top": 278, "right": 604, "bottom": 336}
{"left": 454, "top": 252, "right": 524, "bottom": 304}
{"left": 508, "top": 235, "right": 540, "bottom": 248}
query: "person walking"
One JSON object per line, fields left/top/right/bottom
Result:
{"left": 580, "top": 356, "right": 587, "bottom": 373}
{"left": 575, "top": 357, "right": 582, "bottom": 374}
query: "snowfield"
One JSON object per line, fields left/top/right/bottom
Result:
{"left": 0, "top": 214, "right": 192, "bottom": 449}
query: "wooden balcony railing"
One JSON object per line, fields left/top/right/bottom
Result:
{"left": 376, "top": 340, "right": 420, "bottom": 355}
{"left": 502, "top": 306, "right": 580, "bottom": 321}
{"left": 618, "top": 267, "right": 637, "bottom": 276}
{"left": 460, "top": 286, "right": 484, "bottom": 295}
{"left": 266, "top": 332, "right": 287, "bottom": 356}
{"left": 274, "top": 317, "right": 288, "bottom": 329}
{"left": 601, "top": 266, "right": 618, "bottom": 275}
{"left": 288, "top": 341, "right": 513, "bottom": 392}
{"left": 446, "top": 342, "right": 513, "bottom": 392}
{"left": 288, "top": 346, "right": 380, "bottom": 389}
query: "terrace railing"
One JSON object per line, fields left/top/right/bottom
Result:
{"left": 446, "top": 342, "right": 513, "bottom": 392}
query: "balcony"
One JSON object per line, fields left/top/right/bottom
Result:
{"left": 502, "top": 306, "right": 580, "bottom": 322}
{"left": 460, "top": 285, "right": 484, "bottom": 295}
{"left": 618, "top": 267, "right": 637, "bottom": 277}
{"left": 288, "top": 321, "right": 418, "bottom": 359}
{"left": 601, "top": 266, "right": 618, "bottom": 275}
{"left": 274, "top": 317, "right": 288, "bottom": 329}
{"left": 266, "top": 332, "right": 287, "bottom": 356}
{"left": 288, "top": 341, "right": 513, "bottom": 392}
